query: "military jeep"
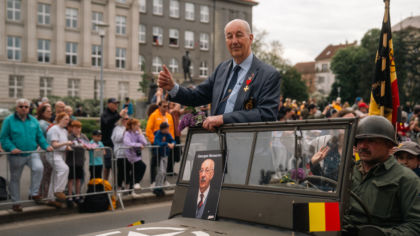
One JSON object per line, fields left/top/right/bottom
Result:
{"left": 88, "top": 118, "right": 370, "bottom": 236}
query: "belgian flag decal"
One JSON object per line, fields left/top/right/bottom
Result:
{"left": 293, "top": 202, "right": 341, "bottom": 232}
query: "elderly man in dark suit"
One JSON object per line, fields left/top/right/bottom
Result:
{"left": 158, "top": 19, "right": 281, "bottom": 130}
{"left": 183, "top": 159, "right": 219, "bottom": 220}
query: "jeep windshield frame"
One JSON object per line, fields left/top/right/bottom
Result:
{"left": 170, "top": 118, "right": 358, "bottom": 231}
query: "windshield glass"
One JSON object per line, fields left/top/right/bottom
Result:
{"left": 249, "top": 128, "right": 346, "bottom": 193}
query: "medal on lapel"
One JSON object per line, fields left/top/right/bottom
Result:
{"left": 244, "top": 73, "right": 254, "bottom": 92}
{"left": 244, "top": 97, "right": 255, "bottom": 110}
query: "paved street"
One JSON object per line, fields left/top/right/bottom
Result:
{"left": 0, "top": 201, "right": 172, "bottom": 236}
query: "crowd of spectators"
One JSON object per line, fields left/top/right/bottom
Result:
{"left": 1, "top": 92, "right": 420, "bottom": 212}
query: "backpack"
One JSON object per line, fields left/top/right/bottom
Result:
{"left": 0, "top": 176, "right": 8, "bottom": 201}
{"left": 79, "top": 178, "right": 116, "bottom": 213}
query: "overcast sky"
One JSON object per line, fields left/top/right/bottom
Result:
{"left": 252, "top": 0, "right": 420, "bottom": 64}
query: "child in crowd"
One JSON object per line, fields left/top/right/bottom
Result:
{"left": 46, "top": 112, "right": 71, "bottom": 203}
{"left": 66, "top": 120, "right": 89, "bottom": 205}
{"left": 89, "top": 130, "right": 105, "bottom": 180}
{"left": 112, "top": 115, "right": 130, "bottom": 191}
{"left": 395, "top": 141, "right": 420, "bottom": 177}
{"left": 153, "top": 122, "right": 175, "bottom": 196}
{"left": 123, "top": 119, "right": 147, "bottom": 196}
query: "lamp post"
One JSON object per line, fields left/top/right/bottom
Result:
{"left": 95, "top": 23, "right": 109, "bottom": 116}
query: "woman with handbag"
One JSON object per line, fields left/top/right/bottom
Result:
{"left": 123, "top": 119, "right": 147, "bottom": 195}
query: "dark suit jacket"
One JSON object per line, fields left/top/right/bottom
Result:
{"left": 183, "top": 187, "right": 219, "bottom": 220}
{"left": 169, "top": 55, "right": 281, "bottom": 123}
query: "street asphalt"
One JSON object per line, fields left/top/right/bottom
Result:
{"left": 0, "top": 201, "right": 172, "bottom": 236}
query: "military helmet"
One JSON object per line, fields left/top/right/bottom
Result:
{"left": 355, "top": 115, "right": 397, "bottom": 145}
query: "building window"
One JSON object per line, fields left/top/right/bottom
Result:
{"left": 65, "top": 8, "right": 78, "bottom": 28}
{"left": 38, "top": 3, "right": 50, "bottom": 25}
{"left": 185, "top": 3, "right": 195, "bottom": 21}
{"left": 200, "top": 33, "right": 209, "bottom": 51}
{"left": 169, "top": 29, "right": 179, "bottom": 47}
{"left": 37, "top": 39, "right": 50, "bottom": 63}
{"left": 92, "top": 12, "right": 103, "bottom": 31}
{"left": 139, "top": 0, "right": 146, "bottom": 13}
{"left": 94, "top": 80, "right": 106, "bottom": 100}
{"left": 199, "top": 61, "right": 208, "bottom": 78}
{"left": 185, "top": 31, "right": 194, "bottom": 49}
{"left": 92, "top": 45, "right": 101, "bottom": 67}
{"left": 68, "top": 79, "right": 80, "bottom": 97}
{"left": 200, "top": 6, "right": 209, "bottom": 23}
{"left": 170, "top": 0, "right": 180, "bottom": 18}
{"left": 7, "top": 0, "right": 21, "bottom": 21}
{"left": 152, "top": 26, "right": 163, "bottom": 46}
{"left": 118, "top": 82, "right": 129, "bottom": 102}
{"left": 65, "top": 42, "right": 77, "bottom": 65}
{"left": 139, "top": 24, "right": 146, "bottom": 43}
{"left": 39, "top": 77, "right": 53, "bottom": 97}
{"left": 318, "top": 76, "right": 325, "bottom": 84}
{"left": 152, "top": 56, "right": 162, "bottom": 74}
{"left": 9, "top": 75, "right": 23, "bottom": 98}
{"left": 116, "top": 16, "right": 126, "bottom": 35}
{"left": 116, "top": 48, "right": 126, "bottom": 69}
{"left": 139, "top": 55, "right": 145, "bottom": 72}
{"left": 7, "top": 36, "right": 21, "bottom": 61}
{"left": 168, "top": 58, "right": 179, "bottom": 73}
{"left": 322, "top": 64, "right": 328, "bottom": 72}
{"left": 116, "top": 0, "right": 126, "bottom": 3}
{"left": 153, "top": 0, "right": 163, "bottom": 16}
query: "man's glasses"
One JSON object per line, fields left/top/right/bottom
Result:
{"left": 199, "top": 168, "right": 214, "bottom": 174}
{"left": 18, "top": 105, "right": 29, "bottom": 109}
{"left": 123, "top": 118, "right": 130, "bottom": 121}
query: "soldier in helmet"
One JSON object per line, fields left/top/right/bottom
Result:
{"left": 344, "top": 116, "right": 420, "bottom": 235}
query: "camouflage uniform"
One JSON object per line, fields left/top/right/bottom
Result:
{"left": 344, "top": 156, "right": 420, "bottom": 235}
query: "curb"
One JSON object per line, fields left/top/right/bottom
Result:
{"left": 0, "top": 190, "right": 174, "bottom": 225}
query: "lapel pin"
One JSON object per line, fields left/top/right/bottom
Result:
{"left": 244, "top": 73, "right": 254, "bottom": 92}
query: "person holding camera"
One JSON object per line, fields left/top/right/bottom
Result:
{"left": 123, "top": 119, "right": 147, "bottom": 194}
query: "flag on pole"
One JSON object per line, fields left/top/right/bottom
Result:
{"left": 368, "top": 0, "right": 400, "bottom": 125}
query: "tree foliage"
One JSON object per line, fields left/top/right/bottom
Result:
{"left": 252, "top": 28, "right": 308, "bottom": 101}
{"left": 330, "top": 27, "right": 420, "bottom": 108}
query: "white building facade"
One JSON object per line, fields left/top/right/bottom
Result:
{"left": 0, "top": 0, "right": 141, "bottom": 107}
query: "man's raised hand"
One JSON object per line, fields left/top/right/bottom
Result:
{"left": 158, "top": 65, "right": 175, "bottom": 91}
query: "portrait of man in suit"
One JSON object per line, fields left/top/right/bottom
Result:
{"left": 183, "top": 154, "right": 222, "bottom": 220}
{"left": 158, "top": 19, "right": 281, "bottom": 130}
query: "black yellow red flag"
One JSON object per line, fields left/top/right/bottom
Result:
{"left": 293, "top": 202, "right": 341, "bottom": 232}
{"left": 368, "top": 0, "right": 400, "bottom": 125}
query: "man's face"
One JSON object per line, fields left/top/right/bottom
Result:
{"left": 396, "top": 152, "right": 419, "bottom": 170}
{"left": 16, "top": 102, "right": 30, "bottom": 116}
{"left": 225, "top": 21, "right": 253, "bottom": 62}
{"left": 160, "top": 127, "right": 169, "bottom": 134}
{"left": 108, "top": 102, "right": 118, "bottom": 112}
{"left": 199, "top": 159, "right": 214, "bottom": 193}
{"left": 159, "top": 102, "right": 169, "bottom": 115}
{"left": 356, "top": 138, "right": 393, "bottom": 165}
{"left": 55, "top": 102, "right": 65, "bottom": 113}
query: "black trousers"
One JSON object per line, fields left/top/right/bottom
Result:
{"left": 150, "top": 148, "right": 158, "bottom": 184}
{"left": 89, "top": 165, "right": 103, "bottom": 179}
{"left": 166, "top": 136, "right": 181, "bottom": 173}
{"left": 117, "top": 158, "right": 146, "bottom": 187}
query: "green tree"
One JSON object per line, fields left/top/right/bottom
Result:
{"left": 281, "top": 66, "right": 309, "bottom": 101}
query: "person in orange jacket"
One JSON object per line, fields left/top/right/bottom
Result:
{"left": 145, "top": 101, "right": 175, "bottom": 193}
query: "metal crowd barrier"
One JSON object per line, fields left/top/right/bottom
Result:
{"left": 0, "top": 147, "right": 115, "bottom": 211}
{"left": 0, "top": 143, "right": 184, "bottom": 212}
{"left": 113, "top": 144, "right": 184, "bottom": 209}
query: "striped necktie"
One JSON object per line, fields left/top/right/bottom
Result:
{"left": 215, "top": 65, "right": 241, "bottom": 115}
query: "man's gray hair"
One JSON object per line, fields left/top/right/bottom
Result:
{"left": 16, "top": 98, "right": 30, "bottom": 106}
{"left": 224, "top": 19, "right": 252, "bottom": 36}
